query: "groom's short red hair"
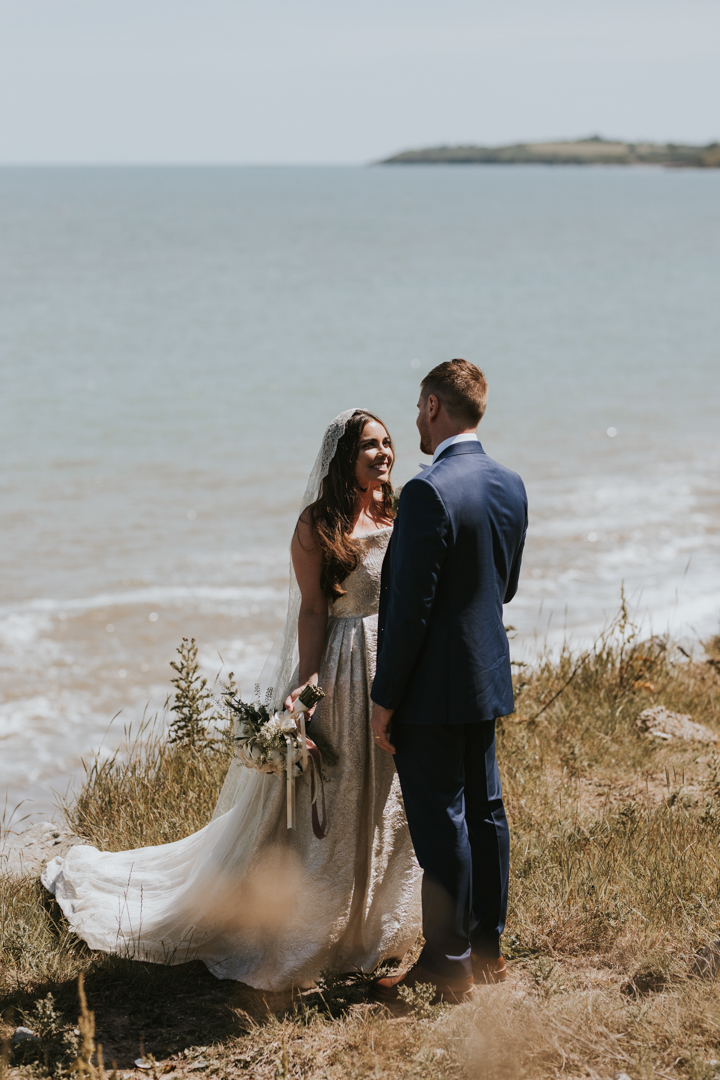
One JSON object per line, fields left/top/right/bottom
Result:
{"left": 420, "top": 359, "right": 488, "bottom": 427}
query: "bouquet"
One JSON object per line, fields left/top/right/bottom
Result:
{"left": 223, "top": 683, "right": 329, "bottom": 837}
{"left": 225, "top": 683, "right": 324, "bottom": 774}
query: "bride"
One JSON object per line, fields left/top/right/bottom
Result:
{"left": 43, "top": 409, "right": 422, "bottom": 991}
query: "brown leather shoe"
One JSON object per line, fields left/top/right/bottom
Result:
{"left": 471, "top": 953, "right": 508, "bottom": 984}
{"left": 372, "top": 962, "right": 475, "bottom": 1005}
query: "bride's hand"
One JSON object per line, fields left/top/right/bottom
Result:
{"left": 284, "top": 685, "right": 318, "bottom": 718}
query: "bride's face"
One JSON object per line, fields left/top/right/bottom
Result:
{"left": 355, "top": 420, "right": 393, "bottom": 490}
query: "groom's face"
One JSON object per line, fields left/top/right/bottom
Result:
{"left": 416, "top": 393, "right": 433, "bottom": 456}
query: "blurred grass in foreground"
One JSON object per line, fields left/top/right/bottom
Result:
{"left": 2, "top": 602, "right": 720, "bottom": 1078}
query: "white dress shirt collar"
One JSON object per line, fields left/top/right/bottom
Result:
{"left": 431, "top": 431, "right": 479, "bottom": 464}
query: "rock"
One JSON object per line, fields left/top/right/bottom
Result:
{"left": 622, "top": 968, "right": 668, "bottom": 996}
{"left": 691, "top": 940, "right": 720, "bottom": 979}
{"left": 636, "top": 706, "right": 717, "bottom": 745}
{"left": 0, "top": 821, "right": 83, "bottom": 879}
{"left": 11, "top": 1027, "right": 40, "bottom": 1045}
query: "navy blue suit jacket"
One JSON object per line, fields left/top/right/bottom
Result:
{"left": 371, "top": 441, "right": 528, "bottom": 725}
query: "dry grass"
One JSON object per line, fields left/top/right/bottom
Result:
{"left": 63, "top": 715, "right": 232, "bottom": 852}
{"left": 2, "top": 602, "right": 720, "bottom": 1078}
{"left": 498, "top": 604, "right": 720, "bottom": 963}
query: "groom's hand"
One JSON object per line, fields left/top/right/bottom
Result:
{"left": 370, "top": 704, "right": 396, "bottom": 754}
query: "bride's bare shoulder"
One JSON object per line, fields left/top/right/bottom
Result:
{"left": 292, "top": 509, "right": 319, "bottom": 553}
{"left": 291, "top": 510, "right": 323, "bottom": 584}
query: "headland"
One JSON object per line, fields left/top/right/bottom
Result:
{"left": 379, "top": 135, "right": 720, "bottom": 167}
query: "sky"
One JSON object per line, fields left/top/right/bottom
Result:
{"left": 0, "top": 0, "right": 719, "bottom": 164}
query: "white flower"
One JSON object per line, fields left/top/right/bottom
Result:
{"left": 250, "top": 743, "right": 263, "bottom": 762}
{"left": 278, "top": 712, "right": 297, "bottom": 733}
{"left": 270, "top": 748, "right": 284, "bottom": 765}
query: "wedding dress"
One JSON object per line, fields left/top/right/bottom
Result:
{"left": 43, "top": 414, "right": 422, "bottom": 991}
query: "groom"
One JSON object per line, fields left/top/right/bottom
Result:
{"left": 370, "top": 359, "right": 528, "bottom": 1004}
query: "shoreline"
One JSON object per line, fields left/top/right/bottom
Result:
{"left": 3, "top": 588, "right": 719, "bottom": 826}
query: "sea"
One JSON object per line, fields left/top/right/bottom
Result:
{"left": 1, "top": 164, "right": 719, "bottom": 821}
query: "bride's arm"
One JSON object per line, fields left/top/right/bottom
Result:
{"left": 284, "top": 513, "right": 328, "bottom": 713}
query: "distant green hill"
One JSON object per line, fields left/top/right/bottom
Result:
{"left": 379, "top": 136, "right": 720, "bottom": 167}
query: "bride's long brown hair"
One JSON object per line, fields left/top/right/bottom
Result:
{"left": 305, "top": 410, "right": 395, "bottom": 600}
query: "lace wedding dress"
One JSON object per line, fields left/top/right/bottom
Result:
{"left": 43, "top": 429, "right": 421, "bottom": 989}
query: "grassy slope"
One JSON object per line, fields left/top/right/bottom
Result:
{"left": 2, "top": 606, "right": 720, "bottom": 1079}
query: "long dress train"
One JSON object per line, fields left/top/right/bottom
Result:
{"left": 42, "top": 529, "right": 422, "bottom": 990}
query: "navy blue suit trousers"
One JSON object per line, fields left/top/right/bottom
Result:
{"left": 393, "top": 720, "right": 509, "bottom": 978}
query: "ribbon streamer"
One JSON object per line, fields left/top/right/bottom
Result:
{"left": 299, "top": 713, "right": 308, "bottom": 771}
{"left": 283, "top": 735, "right": 328, "bottom": 839}
{"left": 285, "top": 736, "right": 295, "bottom": 830}
{"left": 282, "top": 687, "right": 327, "bottom": 836}
{"left": 305, "top": 738, "right": 329, "bottom": 839}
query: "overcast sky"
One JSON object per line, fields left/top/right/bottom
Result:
{"left": 1, "top": 0, "right": 718, "bottom": 164}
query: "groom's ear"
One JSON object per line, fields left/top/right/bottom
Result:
{"left": 427, "top": 394, "right": 440, "bottom": 419}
